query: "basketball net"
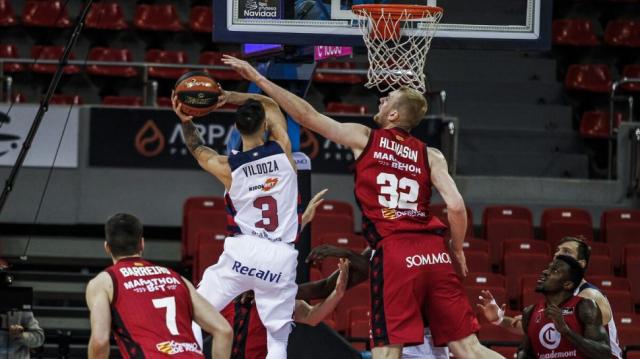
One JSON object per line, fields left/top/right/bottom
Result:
{"left": 352, "top": 5, "right": 443, "bottom": 93}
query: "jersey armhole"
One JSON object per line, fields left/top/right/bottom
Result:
{"left": 105, "top": 269, "right": 118, "bottom": 306}
{"left": 352, "top": 129, "right": 375, "bottom": 167}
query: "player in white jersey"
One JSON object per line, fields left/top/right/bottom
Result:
{"left": 172, "top": 91, "right": 298, "bottom": 359}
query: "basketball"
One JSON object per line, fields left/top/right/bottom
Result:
{"left": 174, "top": 71, "right": 221, "bottom": 117}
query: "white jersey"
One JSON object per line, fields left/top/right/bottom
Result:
{"left": 574, "top": 281, "right": 622, "bottom": 358}
{"left": 226, "top": 141, "right": 299, "bottom": 244}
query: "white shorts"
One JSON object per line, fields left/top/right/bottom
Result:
{"left": 194, "top": 235, "right": 298, "bottom": 344}
{"left": 402, "top": 328, "right": 450, "bottom": 359}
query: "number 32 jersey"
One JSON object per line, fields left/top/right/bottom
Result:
{"left": 226, "top": 141, "right": 300, "bottom": 244}
{"left": 354, "top": 128, "right": 447, "bottom": 247}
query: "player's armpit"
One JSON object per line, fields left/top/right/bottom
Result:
{"left": 578, "top": 288, "right": 612, "bottom": 325}
{"left": 86, "top": 273, "right": 112, "bottom": 359}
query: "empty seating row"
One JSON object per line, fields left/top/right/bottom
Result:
{"left": 565, "top": 64, "right": 640, "bottom": 93}
{"left": 553, "top": 19, "right": 640, "bottom": 47}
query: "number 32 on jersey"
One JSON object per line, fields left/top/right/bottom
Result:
{"left": 377, "top": 172, "right": 419, "bottom": 210}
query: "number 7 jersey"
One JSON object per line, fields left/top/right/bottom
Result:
{"left": 354, "top": 128, "right": 447, "bottom": 247}
{"left": 226, "top": 141, "right": 300, "bottom": 244}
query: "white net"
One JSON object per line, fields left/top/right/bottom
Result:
{"left": 352, "top": 5, "right": 443, "bottom": 93}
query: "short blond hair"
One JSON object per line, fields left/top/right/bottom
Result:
{"left": 394, "top": 87, "right": 428, "bottom": 128}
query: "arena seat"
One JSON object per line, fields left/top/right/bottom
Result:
{"left": 601, "top": 209, "right": 640, "bottom": 270}
{"left": 0, "top": 44, "right": 24, "bottom": 73}
{"left": 585, "top": 254, "right": 613, "bottom": 276}
{"left": 465, "top": 272, "right": 505, "bottom": 288}
{"left": 317, "top": 233, "right": 367, "bottom": 252}
{"left": 616, "top": 314, "right": 640, "bottom": 348}
{"left": 477, "top": 314, "right": 522, "bottom": 343}
{"left": 0, "top": 0, "right": 17, "bottom": 26}
{"left": 587, "top": 241, "right": 610, "bottom": 257}
{"left": 85, "top": 2, "right": 128, "bottom": 30}
{"left": 325, "top": 102, "right": 368, "bottom": 115}
{"left": 504, "top": 252, "right": 548, "bottom": 305}
{"left": 182, "top": 196, "right": 227, "bottom": 262}
{"left": 349, "top": 319, "right": 369, "bottom": 351}
{"left": 156, "top": 97, "right": 172, "bottom": 108}
{"left": 466, "top": 251, "right": 491, "bottom": 273}
{"left": 313, "top": 61, "right": 365, "bottom": 85}
{"left": 604, "top": 20, "right": 640, "bottom": 47}
{"left": 134, "top": 4, "right": 184, "bottom": 32}
{"left": 316, "top": 199, "right": 354, "bottom": 220}
{"left": 87, "top": 47, "right": 138, "bottom": 78}
{"left": 579, "top": 111, "right": 623, "bottom": 139}
{"left": 463, "top": 238, "right": 489, "bottom": 253}
{"left": 30, "top": 46, "right": 80, "bottom": 75}
{"left": 605, "top": 290, "right": 634, "bottom": 314}
{"left": 587, "top": 275, "right": 631, "bottom": 293}
{"left": 564, "top": 64, "right": 613, "bottom": 93}
{"left": 502, "top": 240, "right": 550, "bottom": 270}
{"left": 622, "top": 65, "right": 640, "bottom": 92}
{"left": 193, "top": 230, "right": 226, "bottom": 285}
{"left": 628, "top": 351, "right": 640, "bottom": 359}
{"left": 483, "top": 205, "right": 534, "bottom": 267}
{"left": 11, "top": 93, "right": 26, "bottom": 103}
{"left": 309, "top": 267, "right": 323, "bottom": 281}
{"left": 311, "top": 214, "right": 353, "bottom": 248}
{"left": 145, "top": 49, "right": 189, "bottom": 80}
{"left": 347, "top": 306, "right": 369, "bottom": 336}
{"left": 624, "top": 245, "right": 640, "bottom": 306}
{"left": 102, "top": 96, "right": 143, "bottom": 107}
{"left": 429, "top": 203, "right": 474, "bottom": 238}
{"left": 199, "top": 51, "right": 243, "bottom": 81}
{"left": 50, "top": 95, "right": 83, "bottom": 105}
{"left": 190, "top": 6, "right": 213, "bottom": 33}
{"left": 335, "top": 283, "right": 370, "bottom": 332}
{"left": 541, "top": 208, "right": 593, "bottom": 247}
{"left": 552, "top": 19, "right": 599, "bottom": 46}
{"left": 22, "top": 0, "right": 71, "bottom": 28}
{"left": 521, "top": 279, "right": 544, "bottom": 308}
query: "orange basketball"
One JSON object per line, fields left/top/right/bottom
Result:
{"left": 174, "top": 71, "right": 221, "bottom": 117}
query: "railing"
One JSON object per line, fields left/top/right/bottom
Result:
{"left": 609, "top": 77, "right": 640, "bottom": 179}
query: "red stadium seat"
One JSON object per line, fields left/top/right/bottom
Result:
{"left": 198, "top": 51, "right": 243, "bottom": 81}
{"left": 616, "top": 314, "right": 640, "bottom": 348}
{"left": 552, "top": 19, "right": 599, "bottom": 46}
{"left": 587, "top": 275, "right": 630, "bottom": 293}
{"left": 134, "top": 4, "right": 184, "bottom": 32}
{"left": 156, "top": 97, "right": 172, "bottom": 108}
{"left": 628, "top": 351, "right": 640, "bottom": 359}
{"left": 347, "top": 306, "right": 370, "bottom": 335}
{"left": 605, "top": 290, "right": 634, "bottom": 314}
{"left": 325, "top": 102, "right": 368, "bottom": 115}
{"left": 311, "top": 214, "right": 353, "bottom": 248}
{"left": 579, "top": 111, "right": 623, "bottom": 139}
{"left": 336, "top": 283, "right": 370, "bottom": 332}
{"left": 522, "top": 287, "right": 544, "bottom": 308}
{"left": 564, "top": 64, "right": 613, "bottom": 93}
{"left": 22, "top": 0, "right": 71, "bottom": 28}
{"left": 11, "top": 93, "right": 26, "bottom": 103}
{"left": 313, "top": 61, "right": 365, "bottom": 85}
{"left": 30, "top": 46, "right": 80, "bottom": 75}
{"left": 478, "top": 315, "right": 522, "bottom": 343}
{"left": 309, "top": 267, "right": 323, "bottom": 281}
{"left": 483, "top": 204, "right": 535, "bottom": 267}
{"left": 190, "top": 6, "right": 213, "bottom": 33}
{"left": 504, "top": 252, "right": 548, "bottom": 305}
{"left": 318, "top": 233, "right": 367, "bottom": 252}
{"left": 463, "top": 238, "right": 489, "bottom": 253}
{"left": 541, "top": 208, "right": 593, "bottom": 247}
{"left": 349, "top": 319, "right": 370, "bottom": 351}
{"left": 145, "top": 49, "right": 189, "bottom": 80}
{"left": 429, "top": 203, "right": 474, "bottom": 238}
{"left": 585, "top": 254, "right": 612, "bottom": 276}
{"left": 622, "top": 65, "right": 640, "bottom": 92}
{"left": 0, "top": 0, "right": 17, "bottom": 26}
{"left": 182, "top": 196, "right": 227, "bottom": 262}
{"left": 587, "top": 241, "right": 610, "bottom": 257}
{"left": 521, "top": 275, "right": 543, "bottom": 308}
{"left": 193, "top": 230, "right": 226, "bottom": 285}
{"left": 102, "top": 96, "right": 143, "bottom": 107}
{"left": 87, "top": 47, "right": 138, "bottom": 78}
{"left": 625, "top": 246, "right": 640, "bottom": 306}
{"left": 86, "top": 2, "right": 128, "bottom": 30}
{"left": 601, "top": 209, "right": 640, "bottom": 270}
{"left": 50, "top": 95, "right": 82, "bottom": 105}
{"left": 604, "top": 20, "right": 640, "bottom": 47}
{"left": 503, "top": 240, "right": 550, "bottom": 265}
{"left": 490, "top": 346, "right": 517, "bottom": 358}
{"left": 316, "top": 200, "right": 354, "bottom": 219}
{"left": 465, "top": 272, "right": 505, "bottom": 288}
{"left": 323, "top": 318, "right": 337, "bottom": 331}
{"left": 466, "top": 251, "right": 491, "bottom": 273}
{"left": 0, "top": 44, "right": 24, "bottom": 73}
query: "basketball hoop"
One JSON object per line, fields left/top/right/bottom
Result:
{"left": 352, "top": 4, "right": 443, "bottom": 93}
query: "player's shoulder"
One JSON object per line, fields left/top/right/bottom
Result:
{"left": 86, "top": 271, "right": 112, "bottom": 295}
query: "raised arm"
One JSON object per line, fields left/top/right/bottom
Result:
{"left": 171, "top": 93, "right": 231, "bottom": 188}
{"left": 183, "top": 278, "right": 233, "bottom": 359}
{"left": 476, "top": 289, "right": 525, "bottom": 335}
{"left": 222, "top": 56, "right": 370, "bottom": 157}
{"left": 428, "top": 147, "right": 468, "bottom": 277}
{"left": 295, "top": 259, "right": 349, "bottom": 326}
{"left": 86, "top": 272, "right": 113, "bottom": 359}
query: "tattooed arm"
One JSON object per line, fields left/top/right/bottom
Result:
{"left": 172, "top": 93, "right": 232, "bottom": 188}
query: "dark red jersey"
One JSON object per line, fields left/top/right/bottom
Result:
{"left": 221, "top": 300, "right": 267, "bottom": 359}
{"left": 354, "top": 128, "right": 447, "bottom": 247}
{"left": 528, "top": 296, "right": 586, "bottom": 359}
{"left": 105, "top": 257, "right": 203, "bottom": 358}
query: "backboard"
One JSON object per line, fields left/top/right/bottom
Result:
{"left": 214, "top": 0, "right": 551, "bottom": 49}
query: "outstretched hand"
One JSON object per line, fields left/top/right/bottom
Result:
{"left": 476, "top": 289, "right": 506, "bottom": 323}
{"left": 301, "top": 189, "right": 328, "bottom": 228}
{"left": 221, "top": 55, "right": 263, "bottom": 83}
{"left": 171, "top": 91, "right": 194, "bottom": 123}
{"left": 334, "top": 258, "right": 350, "bottom": 297}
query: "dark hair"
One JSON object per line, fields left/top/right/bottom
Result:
{"left": 558, "top": 236, "right": 591, "bottom": 265}
{"left": 105, "top": 213, "right": 143, "bottom": 257}
{"left": 556, "top": 255, "right": 585, "bottom": 290}
{"left": 235, "top": 99, "right": 265, "bottom": 135}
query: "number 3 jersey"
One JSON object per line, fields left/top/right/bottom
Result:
{"left": 105, "top": 257, "right": 203, "bottom": 358}
{"left": 354, "top": 128, "right": 447, "bottom": 247}
{"left": 226, "top": 141, "right": 300, "bottom": 244}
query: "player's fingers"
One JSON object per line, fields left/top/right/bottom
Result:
{"left": 311, "top": 188, "right": 329, "bottom": 202}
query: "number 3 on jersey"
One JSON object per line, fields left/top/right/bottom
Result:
{"left": 377, "top": 172, "right": 419, "bottom": 210}
{"left": 254, "top": 196, "right": 279, "bottom": 232}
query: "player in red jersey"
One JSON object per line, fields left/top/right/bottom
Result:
{"left": 222, "top": 56, "right": 502, "bottom": 359}
{"left": 518, "top": 255, "right": 611, "bottom": 359}
{"left": 86, "top": 213, "right": 233, "bottom": 359}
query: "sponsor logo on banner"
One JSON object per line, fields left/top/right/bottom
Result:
{"left": 0, "top": 105, "right": 78, "bottom": 168}
{"left": 239, "top": 0, "right": 280, "bottom": 19}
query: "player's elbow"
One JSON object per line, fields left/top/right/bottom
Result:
{"left": 89, "top": 333, "right": 110, "bottom": 353}
{"left": 446, "top": 195, "right": 466, "bottom": 216}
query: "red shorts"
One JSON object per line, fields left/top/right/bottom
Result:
{"left": 222, "top": 300, "right": 267, "bottom": 359}
{"left": 369, "top": 233, "right": 479, "bottom": 347}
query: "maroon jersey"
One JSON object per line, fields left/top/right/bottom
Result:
{"left": 105, "top": 257, "right": 203, "bottom": 358}
{"left": 527, "top": 296, "right": 586, "bottom": 359}
{"left": 221, "top": 300, "right": 267, "bottom": 359}
{"left": 354, "top": 128, "right": 447, "bottom": 247}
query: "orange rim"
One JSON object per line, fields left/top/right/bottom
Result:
{"left": 351, "top": 4, "right": 442, "bottom": 20}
